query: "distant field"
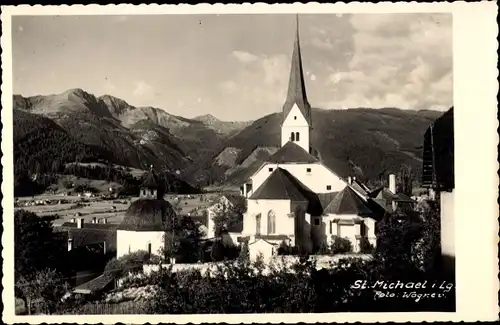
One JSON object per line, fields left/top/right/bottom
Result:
{"left": 15, "top": 196, "right": 131, "bottom": 225}
{"left": 15, "top": 193, "right": 225, "bottom": 226}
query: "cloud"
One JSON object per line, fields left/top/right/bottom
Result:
{"left": 133, "top": 80, "right": 154, "bottom": 98}
{"left": 218, "top": 53, "right": 290, "bottom": 118}
{"left": 319, "top": 13, "right": 453, "bottom": 110}
{"left": 232, "top": 50, "right": 259, "bottom": 63}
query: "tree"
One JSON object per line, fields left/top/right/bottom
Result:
{"left": 329, "top": 236, "right": 353, "bottom": 254}
{"left": 160, "top": 215, "right": 204, "bottom": 263}
{"left": 104, "top": 250, "right": 152, "bottom": 280}
{"left": 374, "top": 211, "right": 424, "bottom": 277}
{"left": 15, "top": 268, "right": 68, "bottom": 315}
{"left": 397, "top": 164, "right": 415, "bottom": 197}
{"left": 15, "top": 210, "right": 67, "bottom": 281}
{"left": 211, "top": 196, "right": 246, "bottom": 237}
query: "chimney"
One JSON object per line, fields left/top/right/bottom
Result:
{"left": 92, "top": 217, "right": 97, "bottom": 224}
{"left": 389, "top": 174, "right": 396, "bottom": 194}
{"left": 77, "top": 218, "right": 84, "bottom": 229}
{"left": 68, "top": 238, "right": 73, "bottom": 251}
{"left": 347, "top": 176, "right": 352, "bottom": 184}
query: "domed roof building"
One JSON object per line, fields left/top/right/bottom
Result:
{"left": 116, "top": 167, "right": 177, "bottom": 258}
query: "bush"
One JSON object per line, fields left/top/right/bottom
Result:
{"left": 359, "top": 237, "right": 375, "bottom": 254}
{"left": 329, "top": 236, "right": 353, "bottom": 254}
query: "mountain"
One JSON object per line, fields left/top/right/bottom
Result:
{"left": 193, "top": 114, "right": 253, "bottom": 137}
{"left": 184, "top": 107, "right": 443, "bottom": 186}
{"left": 13, "top": 89, "right": 246, "bottom": 175}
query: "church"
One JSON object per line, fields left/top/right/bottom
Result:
{"left": 235, "top": 17, "right": 382, "bottom": 255}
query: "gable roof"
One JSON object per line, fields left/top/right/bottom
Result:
{"left": 267, "top": 141, "right": 318, "bottom": 164}
{"left": 250, "top": 168, "right": 311, "bottom": 201}
{"left": 323, "top": 186, "right": 373, "bottom": 216}
{"left": 73, "top": 273, "right": 115, "bottom": 294}
{"left": 57, "top": 223, "right": 118, "bottom": 252}
{"left": 282, "top": 15, "right": 312, "bottom": 125}
{"left": 369, "top": 187, "right": 415, "bottom": 203}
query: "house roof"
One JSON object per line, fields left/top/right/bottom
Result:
{"left": 282, "top": 15, "right": 312, "bottom": 126}
{"left": 422, "top": 107, "right": 454, "bottom": 190}
{"left": 56, "top": 223, "right": 118, "bottom": 252}
{"left": 267, "top": 141, "right": 318, "bottom": 164}
{"left": 73, "top": 273, "right": 114, "bottom": 294}
{"left": 117, "top": 199, "right": 176, "bottom": 231}
{"left": 323, "top": 186, "right": 373, "bottom": 216}
{"left": 350, "top": 180, "right": 370, "bottom": 196}
{"left": 369, "top": 187, "right": 415, "bottom": 203}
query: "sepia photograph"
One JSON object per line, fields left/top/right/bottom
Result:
{"left": 1, "top": 3, "right": 498, "bottom": 323}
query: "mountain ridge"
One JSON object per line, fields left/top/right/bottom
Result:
{"left": 13, "top": 88, "right": 444, "bottom": 190}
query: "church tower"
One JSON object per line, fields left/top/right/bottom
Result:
{"left": 281, "top": 15, "right": 312, "bottom": 153}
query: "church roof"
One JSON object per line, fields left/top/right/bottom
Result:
{"left": 250, "top": 168, "right": 323, "bottom": 215}
{"left": 323, "top": 186, "right": 373, "bottom": 216}
{"left": 250, "top": 168, "right": 311, "bottom": 201}
{"left": 118, "top": 199, "right": 176, "bottom": 231}
{"left": 141, "top": 170, "right": 159, "bottom": 189}
{"left": 282, "top": 15, "right": 312, "bottom": 125}
{"left": 267, "top": 141, "right": 318, "bottom": 164}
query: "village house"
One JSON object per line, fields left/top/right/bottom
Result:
{"left": 54, "top": 217, "right": 117, "bottom": 295}
{"left": 422, "top": 107, "right": 454, "bottom": 276}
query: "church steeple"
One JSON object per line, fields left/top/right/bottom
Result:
{"left": 282, "top": 14, "right": 312, "bottom": 126}
{"left": 280, "top": 15, "right": 312, "bottom": 154}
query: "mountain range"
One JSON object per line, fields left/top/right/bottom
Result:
{"left": 13, "top": 88, "right": 443, "bottom": 190}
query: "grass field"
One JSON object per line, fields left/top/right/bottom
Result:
{"left": 15, "top": 193, "right": 224, "bottom": 226}
{"left": 15, "top": 195, "right": 131, "bottom": 225}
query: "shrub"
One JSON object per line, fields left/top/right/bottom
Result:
{"left": 359, "top": 237, "right": 375, "bottom": 254}
{"left": 329, "top": 236, "right": 353, "bottom": 254}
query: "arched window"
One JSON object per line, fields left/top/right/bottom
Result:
{"left": 142, "top": 189, "right": 146, "bottom": 196}
{"left": 150, "top": 189, "right": 155, "bottom": 196}
{"left": 290, "top": 132, "right": 295, "bottom": 142}
{"left": 295, "top": 132, "right": 300, "bottom": 141}
{"left": 267, "top": 210, "right": 276, "bottom": 234}
{"left": 255, "top": 213, "right": 261, "bottom": 235}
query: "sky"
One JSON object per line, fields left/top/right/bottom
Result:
{"left": 12, "top": 13, "right": 452, "bottom": 121}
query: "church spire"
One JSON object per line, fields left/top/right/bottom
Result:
{"left": 282, "top": 14, "right": 312, "bottom": 125}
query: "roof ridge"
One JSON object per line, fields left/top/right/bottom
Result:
{"left": 277, "top": 167, "right": 291, "bottom": 198}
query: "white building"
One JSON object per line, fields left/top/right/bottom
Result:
{"left": 116, "top": 170, "right": 176, "bottom": 259}
{"left": 235, "top": 17, "right": 385, "bottom": 257}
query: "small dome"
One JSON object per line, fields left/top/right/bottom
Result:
{"left": 118, "top": 199, "right": 176, "bottom": 231}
